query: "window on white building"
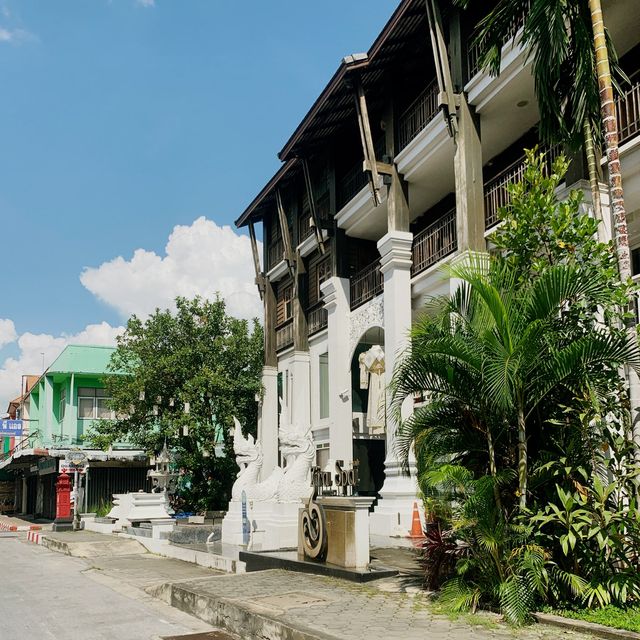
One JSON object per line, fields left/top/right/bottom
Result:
{"left": 319, "top": 353, "right": 329, "bottom": 419}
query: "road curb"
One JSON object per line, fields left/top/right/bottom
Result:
{"left": 533, "top": 612, "right": 640, "bottom": 640}
{"left": 149, "top": 579, "right": 337, "bottom": 640}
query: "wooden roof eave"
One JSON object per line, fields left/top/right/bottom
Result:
{"left": 234, "top": 158, "right": 300, "bottom": 228}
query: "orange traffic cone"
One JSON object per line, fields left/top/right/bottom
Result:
{"left": 408, "top": 501, "right": 424, "bottom": 539}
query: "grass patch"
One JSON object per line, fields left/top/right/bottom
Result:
{"left": 552, "top": 606, "right": 640, "bottom": 633}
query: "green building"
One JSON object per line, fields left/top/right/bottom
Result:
{"left": 28, "top": 345, "right": 121, "bottom": 448}
{"left": 0, "top": 344, "right": 149, "bottom": 519}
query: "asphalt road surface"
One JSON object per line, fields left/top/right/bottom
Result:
{"left": 0, "top": 533, "right": 215, "bottom": 640}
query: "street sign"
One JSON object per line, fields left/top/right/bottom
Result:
{"left": 0, "top": 419, "right": 23, "bottom": 437}
{"left": 59, "top": 460, "right": 87, "bottom": 474}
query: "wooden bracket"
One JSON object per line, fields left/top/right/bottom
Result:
{"left": 275, "top": 189, "right": 296, "bottom": 278}
{"left": 248, "top": 222, "right": 265, "bottom": 300}
{"left": 301, "top": 158, "right": 326, "bottom": 255}
{"left": 426, "top": 0, "right": 459, "bottom": 139}
{"left": 353, "top": 80, "right": 383, "bottom": 207}
{"left": 363, "top": 159, "right": 394, "bottom": 176}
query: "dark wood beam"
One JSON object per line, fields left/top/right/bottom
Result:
{"left": 353, "top": 80, "right": 383, "bottom": 207}
{"left": 301, "top": 158, "right": 326, "bottom": 255}
{"left": 248, "top": 222, "right": 265, "bottom": 300}
{"left": 275, "top": 189, "right": 296, "bottom": 277}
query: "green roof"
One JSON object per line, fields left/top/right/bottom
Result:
{"left": 48, "top": 344, "right": 120, "bottom": 375}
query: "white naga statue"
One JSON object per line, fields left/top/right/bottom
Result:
{"left": 229, "top": 408, "right": 315, "bottom": 504}
{"left": 359, "top": 344, "right": 386, "bottom": 435}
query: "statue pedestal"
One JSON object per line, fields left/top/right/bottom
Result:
{"left": 222, "top": 500, "right": 302, "bottom": 549}
{"left": 251, "top": 501, "right": 300, "bottom": 550}
{"left": 221, "top": 501, "right": 246, "bottom": 546}
{"left": 299, "top": 496, "right": 374, "bottom": 570}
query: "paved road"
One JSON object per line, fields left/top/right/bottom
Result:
{"left": 0, "top": 533, "right": 216, "bottom": 640}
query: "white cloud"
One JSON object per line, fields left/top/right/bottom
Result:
{"left": 0, "top": 319, "right": 17, "bottom": 349}
{"left": 136, "top": 0, "right": 155, "bottom": 7}
{"left": 0, "top": 322, "right": 123, "bottom": 411}
{"left": 0, "top": 26, "right": 35, "bottom": 44}
{"left": 80, "top": 216, "right": 262, "bottom": 322}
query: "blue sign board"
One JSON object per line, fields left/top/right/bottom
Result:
{"left": 0, "top": 419, "right": 23, "bottom": 437}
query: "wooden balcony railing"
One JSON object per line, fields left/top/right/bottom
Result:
{"left": 350, "top": 260, "right": 383, "bottom": 310}
{"left": 467, "top": 2, "right": 530, "bottom": 79}
{"left": 398, "top": 80, "right": 439, "bottom": 152}
{"left": 484, "top": 144, "right": 561, "bottom": 229}
{"left": 308, "top": 304, "right": 328, "bottom": 335}
{"left": 484, "top": 157, "right": 527, "bottom": 229}
{"left": 267, "top": 236, "right": 285, "bottom": 271}
{"left": 617, "top": 80, "right": 640, "bottom": 146}
{"left": 298, "top": 192, "right": 331, "bottom": 243}
{"left": 276, "top": 319, "right": 294, "bottom": 352}
{"left": 337, "top": 137, "right": 386, "bottom": 210}
{"left": 412, "top": 209, "right": 457, "bottom": 276}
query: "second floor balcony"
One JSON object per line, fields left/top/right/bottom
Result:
{"left": 267, "top": 236, "right": 285, "bottom": 271}
{"left": 397, "top": 80, "right": 439, "bottom": 153}
{"left": 308, "top": 304, "right": 328, "bottom": 336}
{"left": 411, "top": 208, "right": 457, "bottom": 276}
{"left": 298, "top": 192, "right": 331, "bottom": 244}
{"left": 276, "top": 319, "right": 294, "bottom": 352}
{"left": 484, "top": 145, "right": 560, "bottom": 229}
{"left": 350, "top": 260, "right": 383, "bottom": 311}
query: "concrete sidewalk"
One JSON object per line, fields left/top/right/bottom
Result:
{"left": 34, "top": 529, "right": 595, "bottom": 640}
{"left": 147, "top": 569, "right": 595, "bottom": 640}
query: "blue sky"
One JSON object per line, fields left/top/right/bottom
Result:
{"left": 0, "top": 0, "right": 398, "bottom": 406}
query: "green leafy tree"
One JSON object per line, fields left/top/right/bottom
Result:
{"left": 492, "top": 149, "right": 634, "bottom": 330}
{"left": 393, "top": 154, "right": 640, "bottom": 621}
{"left": 86, "top": 296, "right": 263, "bottom": 512}
{"left": 393, "top": 257, "right": 638, "bottom": 511}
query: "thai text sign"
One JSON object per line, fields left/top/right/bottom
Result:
{"left": 0, "top": 419, "right": 23, "bottom": 437}
{"left": 59, "top": 460, "right": 87, "bottom": 474}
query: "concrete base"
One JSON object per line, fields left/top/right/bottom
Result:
{"left": 369, "top": 496, "right": 420, "bottom": 538}
{"left": 250, "top": 501, "right": 300, "bottom": 550}
{"left": 221, "top": 501, "right": 246, "bottom": 546}
{"left": 299, "top": 496, "right": 374, "bottom": 569}
{"left": 239, "top": 549, "right": 397, "bottom": 582}
{"left": 52, "top": 517, "right": 73, "bottom": 532}
{"left": 222, "top": 500, "right": 301, "bottom": 550}
{"left": 83, "top": 519, "right": 121, "bottom": 535}
{"left": 370, "top": 471, "right": 423, "bottom": 537}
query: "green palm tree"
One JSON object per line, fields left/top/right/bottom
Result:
{"left": 392, "top": 258, "right": 640, "bottom": 510}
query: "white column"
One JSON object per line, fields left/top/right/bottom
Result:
{"left": 290, "top": 351, "right": 311, "bottom": 433}
{"left": 260, "top": 366, "right": 278, "bottom": 481}
{"left": 370, "top": 230, "right": 420, "bottom": 537}
{"left": 321, "top": 276, "right": 353, "bottom": 463}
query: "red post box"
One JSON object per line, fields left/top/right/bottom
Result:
{"left": 53, "top": 471, "right": 73, "bottom": 530}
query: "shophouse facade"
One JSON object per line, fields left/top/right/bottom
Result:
{"left": 0, "top": 345, "right": 148, "bottom": 519}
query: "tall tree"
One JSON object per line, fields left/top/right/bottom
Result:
{"left": 587, "top": 0, "right": 640, "bottom": 451}
{"left": 86, "top": 296, "right": 264, "bottom": 511}
{"left": 455, "top": 0, "right": 640, "bottom": 447}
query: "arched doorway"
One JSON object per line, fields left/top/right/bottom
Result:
{"left": 350, "top": 327, "right": 386, "bottom": 498}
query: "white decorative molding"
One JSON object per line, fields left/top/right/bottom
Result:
{"left": 349, "top": 294, "right": 384, "bottom": 355}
